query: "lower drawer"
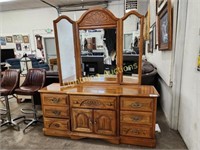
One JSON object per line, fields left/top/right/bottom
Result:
{"left": 120, "top": 123, "right": 152, "bottom": 138}
{"left": 43, "top": 106, "right": 69, "bottom": 118}
{"left": 120, "top": 111, "right": 152, "bottom": 125}
{"left": 44, "top": 118, "right": 70, "bottom": 131}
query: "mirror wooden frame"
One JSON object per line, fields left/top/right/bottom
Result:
{"left": 120, "top": 10, "right": 144, "bottom": 85}
{"left": 53, "top": 16, "right": 79, "bottom": 86}
{"left": 75, "top": 7, "right": 120, "bottom": 84}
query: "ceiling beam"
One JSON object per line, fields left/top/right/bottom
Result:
{"left": 40, "top": 0, "right": 60, "bottom": 15}
{"left": 59, "top": 1, "right": 109, "bottom": 8}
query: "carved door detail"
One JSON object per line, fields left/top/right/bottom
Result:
{"left": 94, "top": 110, "right": 116, "bottom": 135}
{"left": 72, "top": 108, "right": 93, "bottom": 133}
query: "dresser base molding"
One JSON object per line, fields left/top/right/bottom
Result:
{"left": 43, "top": 128, "right": 156, "bottom": 147}
{"left": 70, "top": 132, "right": 120, "bottom": 144}
{"left": 120, "top": 136, "right": 156, "bottom": 147}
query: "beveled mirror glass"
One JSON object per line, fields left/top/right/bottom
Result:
{"left": 54, "top": 16, "right": 77, "bottom": 86}
{"left": 79, "top": 28, "right": 117, "bottom": 82}
{"left": 122, "top": 12, "right": 143, "bottom": 84}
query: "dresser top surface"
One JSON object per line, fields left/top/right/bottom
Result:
{"left": 39, "top": 83, "right": 159, "bottom": 97}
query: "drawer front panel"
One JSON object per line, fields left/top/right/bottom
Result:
{"left": 43, "top": 106, "right": 69, "bottom": 118}
{"left": 42, "top": 94, "right": 68, "bottom": 106}
{"left": 120, "top": 111, "right": 152, "bottom": 125}
{"left": 120, "top": 97, "right": 153, "bottom": 111}
{"left": 44, "top": 118, "right": 70, "bottom": 131}
{"left": 70, "top": 95, "right": 116, "bottom": 109}
{"left": 120, "top": 123, "right": 152, "bottom": 138}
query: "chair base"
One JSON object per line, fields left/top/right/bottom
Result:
{"left": 0, "top": 120, "right": 20, "bottom": 131}
{"left": 23, "top": 117, "right": 43, "bottom": 133}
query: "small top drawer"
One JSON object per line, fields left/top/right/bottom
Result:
{"left": 120, "top": 97, "right": 153, "bottom": 112}
{"left": 42, "top": 94, "right": 68, "bottom": 106}
{"left": 70, "top": 95, "right": 116, "bottom": 110}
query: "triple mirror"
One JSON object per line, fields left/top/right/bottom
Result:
{"left": 54, "top": 7, "right": 143, "bottom": 86}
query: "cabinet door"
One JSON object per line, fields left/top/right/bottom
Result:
{"left": 94, "top": 110, "right": 116, "bottom": 135}
{"left": 71, "top": 108, "right": 93, "bottom": 133}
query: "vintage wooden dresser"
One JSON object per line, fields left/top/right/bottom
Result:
{"left": 39, "top": 83, "right": 158, "bottom": 147}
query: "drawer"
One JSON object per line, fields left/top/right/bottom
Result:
{"left": 44, "top": 118, "right": 70, "bottom": 131}
{"left": 120, "top": 97, "right": 153, "bottom": 112}
{"left": 70, "top": 95, "right": 116, "bottom": 110}
{"left": 120, "top": 111, "right": 152, "bottom": 126}
{"left": 120, "top": 123, "right": 152, "bottom": 138}
{"left": 43, "top": 106, "right": 69, "bottom": 118}
{"left": 42, "top": 94, "right": 68, "bottom": 106}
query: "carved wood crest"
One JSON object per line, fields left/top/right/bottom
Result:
{"left": 78, "top": 10, "right": 117, "bottom": 27}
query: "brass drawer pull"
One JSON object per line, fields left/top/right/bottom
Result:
{"left": 107, "top": 102, "right": 113, "bottom": 106}
{"left": 54, "top": 123, "right": 60, "bottom": 128}
{"left": 52, "top": 110, "right": 61, "bottom": 116}
{"left": 132, "top": 116, "right": 141, "bottom": 121}
{"left": 50, "top": 98, "right": 60, "bottom": 104}
{"left": 131, "top": 102, "right": 142, "bottom": 108}
{"left": 73, "top": 101, "right": 79, "bottom": 104}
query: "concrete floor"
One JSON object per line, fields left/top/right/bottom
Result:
{"left": 0, "top": 98, "right": 187, "bottom": 150}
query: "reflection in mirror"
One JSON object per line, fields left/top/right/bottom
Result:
{"left": 79, "top": 28, "right": 117, "bottom": 82}
{"left": 123, "top": 14, "right": 140, "bottom": 83}
{"left": 56, "top": 18, "right": 76, "bottom": 85}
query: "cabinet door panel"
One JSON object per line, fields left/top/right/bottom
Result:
{"left": 94, "top": 110, "right": 116, "bottom": 135}
{"left": 72, "top": 108, "right": 93, "bottom": 133}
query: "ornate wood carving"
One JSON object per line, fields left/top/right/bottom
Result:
{"left": 122, "top": 128, "right": 145, "bottom": 135}
{"left": 80, "top": 99, "right": 105, "bottom": 107}
{"left": 78, "top": 10, "right": 117, "bottom": 27}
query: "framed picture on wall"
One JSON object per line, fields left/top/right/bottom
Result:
{"left": 158, "top": 1, "right": 172, "bottom": 50}
{"left": 148, "top": 30, "right": 153, "bottom": 53}
{"left": 152, "top": 23, "right": 157, "bottom": 49}
{"left": 23, "top": 35, "right": 29, "bottom": 43}
{"left": 16, "top": 43, "right": 22, "bottom": 51}
{"left": 0, "top": 37, "right": 6, "bottom": 45}
{"left": 6, "top": 36, "right": 13, "bottom": 43}
{"left": 13, "top": 35, "right": 23, "bottom": 43}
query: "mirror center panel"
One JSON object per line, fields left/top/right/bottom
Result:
{"left": 80, "top": 28, "right": 117, "bottom": 82}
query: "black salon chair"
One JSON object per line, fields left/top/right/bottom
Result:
{"left": 0, "top": 69, "right": 20, "bottom": 130}
{"left": 14, "top": 68, "right": 46, "bottom": 133}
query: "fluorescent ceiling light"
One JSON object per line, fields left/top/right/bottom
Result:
{"left": 0, "top": 0, "right": 15, "bottom": 2}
